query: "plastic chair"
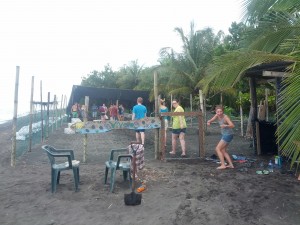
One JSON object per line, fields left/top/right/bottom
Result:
{"left": 42, "top": 145, "right": 80, "bottom": 193}
{"left": 104, "top": 148, "right": 132, "bottom": 192}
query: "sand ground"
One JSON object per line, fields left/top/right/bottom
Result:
{"left": 0, "top": 120, "right": 299, "bottom": 225}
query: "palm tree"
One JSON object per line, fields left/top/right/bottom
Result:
{"left": 159, "top": 22, "right": 223, "bottom": 102}
{"left": 200, "top": 0, "right": 300, "bottom": 166}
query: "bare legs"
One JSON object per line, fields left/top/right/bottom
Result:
{"left": 135, "top": 132, "right": 145, "bottom": 145}
{"left": 171, "top": 133, "right": 186, "bottom": 156}
{"left": 215, "top": 140, "right": 234, "bottom": 169}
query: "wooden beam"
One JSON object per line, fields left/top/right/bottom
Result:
{"left": 263, "top": 71, "right": 289, "bottom": 77}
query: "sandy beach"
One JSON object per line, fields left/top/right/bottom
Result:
{"left": 0, "top": 120, "right": 299, "bottom": 225}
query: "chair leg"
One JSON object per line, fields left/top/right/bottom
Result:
{"left": 123, "top": 171, "right": 128, "bottom": 181}
{"left": 77, "top": 167, "right": 80, "bottom": 183}
{"left": 104, "top": 167, "right": 109, "bottom": 184}
{"left": 51, "top": 169, "right": 59, "bottom": 193}
{"left": 57, "top": 171, "right": 61, "bottom": 184}
{"left": 110, "top": 168, "right": 116, "bottom": 192}
{"left": 72, "top": 167, "right": 79, "bottom": 192}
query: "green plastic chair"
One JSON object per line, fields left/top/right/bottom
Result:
{"left": 42, "top": 145, "right": 80, "bottom": 193}
{"left": 104, "top": 148, "right": 132, "bottom": 192}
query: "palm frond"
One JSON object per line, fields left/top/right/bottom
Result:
{"left": 199, "top": 50, "right": 296, "bottom": 93}
{"left": 277, "top": 63, "right": 300, "bottom": 164}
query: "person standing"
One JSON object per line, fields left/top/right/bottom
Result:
{"left": 110, "top": 104, "right": 118, "bottom": 121}
{"left": 169, "top": 99, "right": 187, "bottom": 157}
{"left": 118, "top": 104, "right": 125, "bottom": 121}
{"left": 99, "top": 103, "right": 108, "bottom": 120}
{"left": 132, "top": 97, "right": 147, "bottom": 145}
{"left": 207, "top": 105, "right": 235, "bottom": 169}
{"left": 160, "top": 99, "right": 169, "bottom": 147}
{"left": 71, "top": 102, "right": 79, "bottom": 118}
{"left": 91, "top": 103, "right": 98, "bottom": 119}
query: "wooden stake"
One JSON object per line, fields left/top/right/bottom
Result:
{"left": 11, "top": 66, "right": 20, "bottom": 167}
{"left": 28, "top": 76, "right": 34, "bottom": 152}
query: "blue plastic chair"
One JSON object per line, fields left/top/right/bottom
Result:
{"left": 42, "top": 145, "right": 80, "bottom": 193}
{"left": 104, "top": 148, "right": 132, "bottom": 192}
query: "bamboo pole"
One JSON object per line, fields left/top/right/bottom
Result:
{"left": 28, "top": 76, "right": 34, "bottom": 152}
{"left": 83, "top": 134, "right": 87, "bottom": 163}
{"left": 249, "top": 77, "right": 258, "bottom": 154}
{"left": 46, "top": 92, "right": 50, "bottom": 139}
{"left": 190, "top": 94, "right": 193, "bottom": 127}
{"left": 153, "top": 71, "right": 159, "bottom": 159}
{"left": 84, "top": 96, "right": 89, "bottom": 122}
{"left": 199, "top": 90, "right": 206, "bottom": 147}
{"left": 11, "top": 66, "right": 20, "bottom": 167}
{"left": 198, "top": 111, "right": 205, "bottom": 158}
{"left": 40, "top": 80, "right": 44, "bottom": 143}
{"left": 239, "top": 92, "right": 244, "bottom": 137}
{"left": 55, "top": 95, "right": 59, "bottom": 130}
{"left": 265, "top": 88, "right": 269, "bottom": 121}
{"left": 60, "top": 94, "right": 63, "bottom": 126}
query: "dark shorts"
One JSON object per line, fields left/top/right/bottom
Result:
{"left": 221, "top": 134, "right": 233, "bottom": 143}
{"left": 135, "top": 129, "right": 145, "bottom": 133}
{"left": 172, "top": 128, "right": 186, "bottom": 135}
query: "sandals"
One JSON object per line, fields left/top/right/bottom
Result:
{"left": 256, "top": 170, "right": 269, "bottom": 175}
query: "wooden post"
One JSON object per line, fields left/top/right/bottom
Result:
{"left": 199, "top": 90, "right": 204, "bottom": 111}
{"left": 55, "top": 95, "right": 58, "bottom": 130}
{"left": 153, "top": 71, "right": 159, "bottom": 159}
{"left": 52, "top": 95, "right": 55, "bottom": 133}
{"left": 46, "top": 92, "right": 50, "bottom": 139}
{"left": 190, "top": 94, "right": 193, "bottom": 126}
{"left": 84, "top": 96, "right": 89, "bottom": 122}
{"left": 239, "top": 92, "right": 244, "bottom": 137}
{"left": 249, "top": 77, "right": 258, "bottom": 154}
{"left": 60, "top": 94, "right": 63, "bottom": 126}
{"left": 83, "top": 134, "right": 87, "bottom": 163}
{"left": 28, "top": 76, "right": 34, "bottom": 152}
{"left": 265, "top": 88, "right": 269, "bottom": 121}
{"left": 198, "top": 111, "right": 205, "bottom": 158}
{"left": 11, "top": 66, "right": 20, "bottom": 167}
{"left": 40, "top": 80, "right": 44, "bottom": 143}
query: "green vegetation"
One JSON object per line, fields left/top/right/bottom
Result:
{"left": 80, "top": 1, "right": 300, "bottom": 168}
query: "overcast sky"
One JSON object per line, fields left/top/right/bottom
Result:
{"left": 0, "top": 0, "right": 242, "bottom": 115}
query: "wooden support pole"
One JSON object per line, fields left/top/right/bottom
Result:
{"left": 40, "top": 80, "right": 44, "bottom": 143}
{"left": 198, "top": 111, "right": 205, "bottom": 158}
{"left": 190, "top": 94, "right": 193, "bottom": 127}
{"left": 154, "top": 71, "right": 159, "bottom": 159}
{"left": 46, "top": 92, "right": 50, "bottom": 139}
{"left": 249, "top": 77, "right": 258, "bottom": 154}
{"left": 265, "top": 88, "right": 269, "bottom": 121}
{"left": 60, "top": 94, "right": 63, "bottom": 126}
{"left": 239, "top": 92, "right": 244, "bottom": 137}
{"left": 54, "top": 95, "right": 58, "bottom": 130}
{"left": 11, "top": 66, "right": 20, "bottom": 167}
{"left": 28, "top": 76, "right": 34, "bottom": 152}
{"left": 83, "top": 134, "right": 87, "bottom": 163}
{"left": 84, "top": 96, "right": 89, "bottom": 122}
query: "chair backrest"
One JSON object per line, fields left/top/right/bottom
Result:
{"left": 109, "top": 148, "right": 128, "bottom": 161}
{"left": 42, "top": 145, "right": 56, "bottom": 165}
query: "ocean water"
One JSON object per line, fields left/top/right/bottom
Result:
{"left": 0, "top": 108, "right": 30, "bottom": 124}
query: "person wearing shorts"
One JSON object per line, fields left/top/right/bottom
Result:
{"left": 132, "top": 97, "right": 147, "bottom": 145}
{"left": 170, "top": 99, "right": 187, "bottom": 157}
{"left": 207, "top": 105, "right": 235, "bottom": 170}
